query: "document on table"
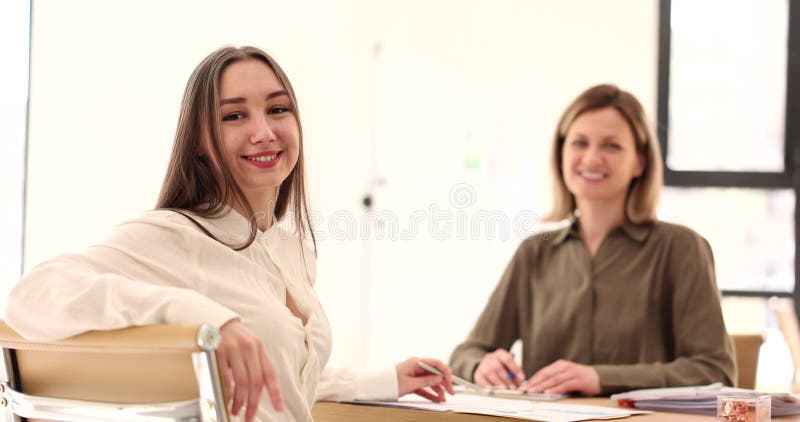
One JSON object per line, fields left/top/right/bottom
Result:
{"left": 611, "top": 383, "right": 800, "bottom": 417}
{"left": 345, "top": 393, "right": 649, "bottom": 421}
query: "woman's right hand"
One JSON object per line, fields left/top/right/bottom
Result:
{"left": 217, "top": 319, "right": 283, "bottom": 422}
{"left": 474, "top": 348, "right": 525, "bottom": 389}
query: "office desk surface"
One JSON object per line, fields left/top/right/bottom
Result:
{"left": 313, "top": 397, "right": 800, "bottom": 421}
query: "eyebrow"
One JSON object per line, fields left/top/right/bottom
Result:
{"left": 570, "top": 132, "right": 619, "bottom": 141}
{"left": 219, "top": 90, "right": 289, "bottom": 105}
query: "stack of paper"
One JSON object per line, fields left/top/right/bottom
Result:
{"left": 610, "top": 383, "right": 800, "bottom": 417}
{"left": 347, "top": 393, "right": 648, "bottom": 421}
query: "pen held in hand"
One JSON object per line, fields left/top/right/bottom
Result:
{"left": 505, "top": 352, "right": 518, "bottom": 384}
{"left": 416, "top": 361, "right": 481, "bottom": 391}
{"left": 416, "top": 361, "right": 565, "bottom": 400}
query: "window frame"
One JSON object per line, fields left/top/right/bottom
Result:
{"left": 657, "top": 0, "right": 800, "bottom": 316}
{"left": 0, "top": 0, "right": 31, "bottom": 305}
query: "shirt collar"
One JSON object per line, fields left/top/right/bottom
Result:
{"left": 552, "top": 215, "right": 653, "bottom": 244}
{"left": 618, "top": 218, "right": 653, "bottom": 242}
{"left": 202, "top": 205, "right": 280, "bottom": 245}
{"left": 550, "top": 221, "right": 574, "bottom": 244}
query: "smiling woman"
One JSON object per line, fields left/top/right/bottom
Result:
{"left": 6, "top": 45, "right": 455, "bottom": 422}
{"left": 450, "top": 84, "right": 736, "bottom": 396}
{"left": 219, "top": 65, "right": 295, "bottom": 173}
{"left": 155, "top": 47, "right": 312, "bottom": 253}
{"left": 560, "top": 107, "right": 644, "bottom": 222}
{"left": 207, "top": 59, "right": 300, "bottom": 231}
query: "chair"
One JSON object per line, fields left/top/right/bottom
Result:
{"left": 0, "top": 321, "right": 228, "bottom": 422}
{"left": 770, "top": 297, "right": 800, "bottom": 393}
{"left": 730, "top": 333, "right": 764, "bottom": 389}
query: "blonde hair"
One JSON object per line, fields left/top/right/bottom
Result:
{"left": 546, "top": 84, "right": 663, "bottom": 223}
{"left": 156, "top": 46, "right": 314, "bottom": 251}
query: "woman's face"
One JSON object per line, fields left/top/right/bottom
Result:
{"left": 561, "top": 107, "right": 644, "bottom": 208}
{"left": 206, "top": 58, "right": 300, "bottom": 208}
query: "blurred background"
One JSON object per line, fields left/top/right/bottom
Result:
{"left": 0, "top": 0, "right": 797, "bottom": 392}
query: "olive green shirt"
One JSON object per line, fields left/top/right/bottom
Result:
{"left": 450, "top": 219, "right": 736, "bottom": 394}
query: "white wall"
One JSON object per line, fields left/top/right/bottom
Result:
{"left": 21, "top": 0, "right": 658, "bottom": 368}
{"left": 360, "top": 1, "right": 659, "bottom": 367}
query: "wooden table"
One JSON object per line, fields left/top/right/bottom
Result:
{"left": 313, "top": 397, "right": 800, "bottom": 421}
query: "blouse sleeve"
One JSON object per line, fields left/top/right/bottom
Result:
{"left": 448, "top": 240, "right": 530, "bottom": 380}
{"left": 314, "top": 366, "right": 398, "bottom": 402}
{"left": 6, "top": 215, "right": 239, "bottom": 341}
{"left": 593, "top": 229, "right": 736, "bottom": 393}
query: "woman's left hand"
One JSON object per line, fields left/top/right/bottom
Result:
{"left": 522, "top": 359, "right": 601, "bottom": 396}
{"left": 396, "top": 357, "right": 456, "bottom": 402}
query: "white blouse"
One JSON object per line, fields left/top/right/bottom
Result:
{"left": 7, "top": 207, "right": 397, "bottom": 421}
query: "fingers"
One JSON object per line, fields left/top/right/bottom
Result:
{"left": 483, "top": 367, "right": 510, "bottom": 388}
{"left": 397, "top": 357, "right": 456, "bottom": 400}
{"left": 244, "top": 346, "right": 268, "bottom": 422}
{"left": 244, "top": 381, "right": 261, "bottom": 422}
{"left": 526, "top": 368, "right": 571, "bottom": 393}
{"left": 525, "top": 360, "right": 567, "bottom": 392}
{"left": 217, "top": 351, "right": 233, "bottom": 404}
{"left": 413, "top": 384, "right": 446, "bottom": 402}
{"left": 523, "top": 360, "right": 601, "bottom": 396}
{"left": 228, "top": 353, "right": 249, "bottom": 416}
{"left": 495, "top": 351, "right": 525, "bottom": 387}
{"left": 218, "top": 319, "right": 284, "bottom": 421}
{"left": 475, "top": 349, "right": 522, "bottom": 388}
{"left": 542, "top": 379, "right": 581, "bottom": 395}
{"left": 433, "top": 384, "right": 446, "bottom": 401}
{"left": 413, "top": 387, "right": 442, "bottom": 402}
{"left": 474, "top": 370, "right": 488, "bottom": 386}
{"left": 474, "top": 356, "right": 499, "bottom": 387}
{"left": 474, "top": 365, "right": 496, "bottom": 387}
{"left": 525, "top": 359, "right": 566, "bottom": 389}
{"left": 407, "top": 374, "right": 445, "bottom": 392}
{"left": 418, "top": 358, "right": 455, "bottom": 395}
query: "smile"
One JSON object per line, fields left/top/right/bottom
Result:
{"left": 243, "top": 151, "right": 282, "bottom": 168}
{"left": 246, "top": 154, "right": 277, "bottom": 162}
{"left": 580, "top": 171, "right": 606, "bottom": 180}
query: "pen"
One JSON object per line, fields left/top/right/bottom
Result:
{"left": 416, "top": 361, "right": 482, "bottom": 391}
{"left": 505, "top": 352, "right": 516, "bottom": 383}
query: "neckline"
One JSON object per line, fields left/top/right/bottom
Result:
{"left": 219, "top": 205, "right": 280, "bottom": 240}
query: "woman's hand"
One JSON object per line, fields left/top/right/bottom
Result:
{"left": 217, "top": 319, "right": 283, "bottom": 422}
{"left": 396, "top": 357, "right": 456, "bottom": 402}
{"left": 474, "top": 348, "right": 525, "bottom": 388}
{"left": 522, "top": 359, "right": 600, "bottom": 396}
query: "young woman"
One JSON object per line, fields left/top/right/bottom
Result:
{"left": 449, "top": 84, "right": 735, "bottom": 395}
{"left": 7, "top": 46, "right": 453, "bottom": 422}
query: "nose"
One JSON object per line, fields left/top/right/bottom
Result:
{"left": 250, "top": 113, "right": 276, "bottom": 144}
{"left": 581, "top": 145, "right": 603, "bottom": 166}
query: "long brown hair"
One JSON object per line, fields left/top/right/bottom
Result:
{"left": 156, "top": 46, "right": 315, "bottom": 251}
{"left": 546, "top": 84, "right": 663, "bottom": 224}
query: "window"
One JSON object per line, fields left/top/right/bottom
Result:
{"left": 0, "top": 1, "right": 30, "bottom": 315}
{"left": 658, "top": 0, "right": 799, "bottom": 390}
{"left": 658, "top": 0, "right": 798, "bottom": 300}
{"left": 667, "top": 0, "right": 788, "bottom": 173}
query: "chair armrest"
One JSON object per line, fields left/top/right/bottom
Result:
{"left": 0, "top": 322, "right": 217, "bottom": 354}
{"left": 0, "top": 322, "right": 223, "bottom": 405}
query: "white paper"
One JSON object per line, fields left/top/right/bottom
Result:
{"left": 347, "top": 393, "right": 646, "bottom": 422}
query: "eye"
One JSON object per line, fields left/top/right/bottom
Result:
{"left": 604, "top": 142, "right": 622, "bottom": 150}
{"left": 570, "top": 139, "right": 588, "bottom": 147}
{"left": 222, "top": 112, "right": 244, "bottom": 122}
{"left": 268, "top": 105, "right": 290, "bottom": 115}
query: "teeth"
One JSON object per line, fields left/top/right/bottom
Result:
{"left": 581, "top": 171, "right": 604, "bottom": 180}
{"left": 247, "top": 154, "right": 277, "bottom": 162}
